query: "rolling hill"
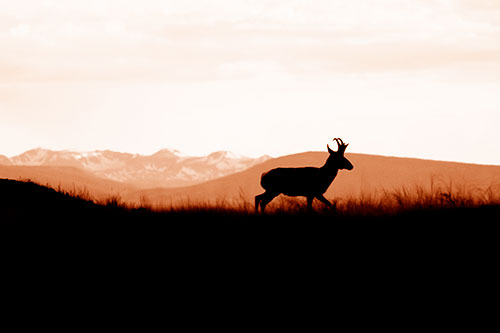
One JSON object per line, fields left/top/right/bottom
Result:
{"left": 125, "top": 152, "right": 500, "bottom": 206}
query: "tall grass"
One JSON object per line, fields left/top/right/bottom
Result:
{"left": 133, "top": 180, "right": 500, "bottom": 217}
{"left": 14, "top": 177, "right": 500, "bottom": 217}
{"left": 333, "top": 181, "right": 500, "bottom": 217}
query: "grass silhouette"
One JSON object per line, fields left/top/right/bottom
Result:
{"left": 2, "top": 178, "right": 499, "bottom": 222}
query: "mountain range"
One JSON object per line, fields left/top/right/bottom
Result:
{"left": 0, "top": 148, "right": 270, "bottom": 188}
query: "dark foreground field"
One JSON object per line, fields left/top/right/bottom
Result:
{"left": 2, "top": 178, "right": 499, "bottom": 314}
{"left": 2, "top": 178, "right": 499, "bottom": 246}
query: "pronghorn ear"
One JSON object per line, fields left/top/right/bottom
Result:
{"left": 327, "top": 144, "right": 335, "bottom": 154}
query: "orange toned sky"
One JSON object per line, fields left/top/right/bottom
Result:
{"left": 1, "top": 0, "right": 499, "bottom": 164}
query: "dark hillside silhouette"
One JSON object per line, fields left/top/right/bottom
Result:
{"left": 0, "top": 178, "right": 102, "bottom": 223}
{"left": 0, "top": 165, "right": 137, "bottom": 200}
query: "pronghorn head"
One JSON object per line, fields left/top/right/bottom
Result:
{"left": 326, "top": 138, "right": 354, "bottom": 171}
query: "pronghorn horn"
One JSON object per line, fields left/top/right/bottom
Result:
{"left": 333, "top": 138, "right": 347, "bottom": 146}
{"left": 333, "top": 138, "right": 348, "bottom": 153}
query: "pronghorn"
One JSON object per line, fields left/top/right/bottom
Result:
{"left": 255, "top": 138, "right": 353, "bottom": 213}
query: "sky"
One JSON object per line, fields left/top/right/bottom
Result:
{"left": 1, "top": 0, "right": 499, "bottom": 164}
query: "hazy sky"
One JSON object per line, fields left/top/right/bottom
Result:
{"left": 1, "top": 0, "right": 500, "bottom": 164}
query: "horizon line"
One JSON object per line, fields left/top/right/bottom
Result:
{"left": 2, "top": 146, "right": 499, "bottom": 167}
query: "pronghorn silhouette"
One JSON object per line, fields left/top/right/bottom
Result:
{"left": 255, "top": 138, "right": 353, "bottom": 213}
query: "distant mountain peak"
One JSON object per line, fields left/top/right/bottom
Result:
{"left": 22, "top": 147, "right": 52, "bottom": 154}
{"left": 153, "top": 148, "right": 185, "bottom": 158}
{"left": 208, "top": 150, "right": 244, "bottom": 160}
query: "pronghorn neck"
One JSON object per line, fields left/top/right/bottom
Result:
{"left": 319, "top": 163, "right": 339, "bottom": 180}
{"left": 320, "top": 158, "right": 340, "bottom": 173}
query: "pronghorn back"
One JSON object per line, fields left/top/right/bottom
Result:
{"left": 261, "top": 166, "right": 334, "bottom": 196}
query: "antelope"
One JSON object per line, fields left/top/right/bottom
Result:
{"left": 255, "top": 138, "right": 353, "bottom": 213}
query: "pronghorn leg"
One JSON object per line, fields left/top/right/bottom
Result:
{"left": 315, "top": 194, "right": 332, "bottom": 208}
{"left": 306, "top": 196, "right": 314, "bottom": 212}
{"left": 255, "top": 193, "right": 265, "bottom": 213}
{"left": 256, "top": 191, "right": 278, "bottom": 213}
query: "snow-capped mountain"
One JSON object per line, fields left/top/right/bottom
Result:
{"left": 2, "top": 148, "right": 271, "bottom": 188}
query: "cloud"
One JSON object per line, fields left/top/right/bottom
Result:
{"left": 1, "top": 0, "right": 500, "bottom": 83}
{"left": 9, "top": 23, "right": 32, "bottom": 37}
